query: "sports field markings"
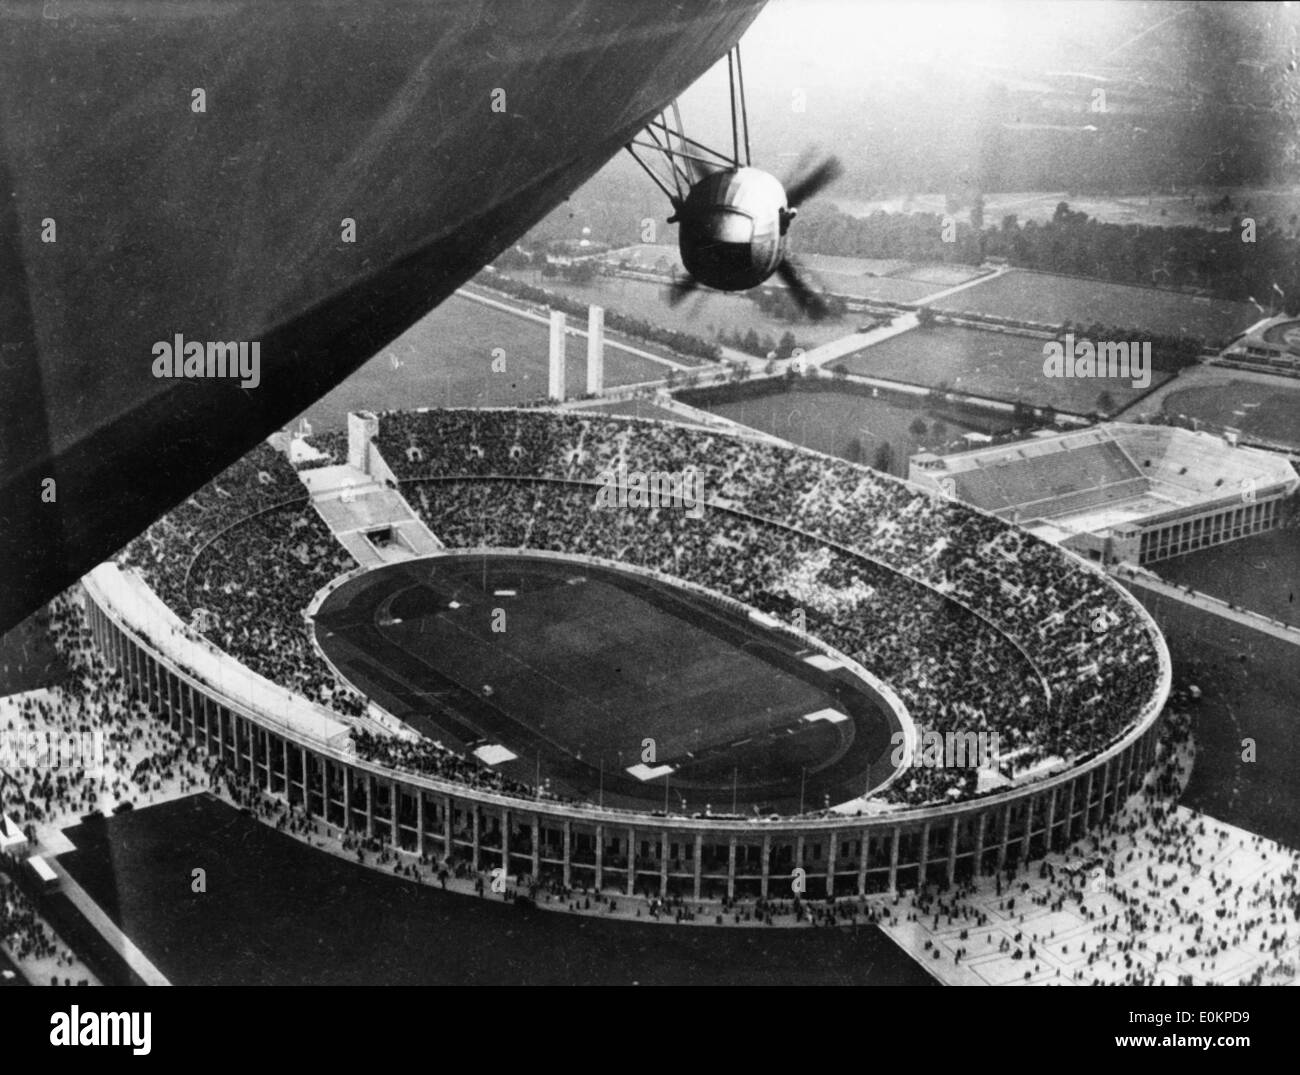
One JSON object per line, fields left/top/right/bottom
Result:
{"left": 802, "top": 708, "right": 849, "bottom": 724}
{"left": 626, "top": 762, "right": 674, "bottom": 781}
{"left": 803, "top": 654, "right": 844, "bottom": 672}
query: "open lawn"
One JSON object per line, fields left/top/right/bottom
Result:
{"left": 699, "top": 385, "right": 999, "bottom": 476}
{"left": 1160, "top": 379, "right": 1300, "bottom": 447}
{"left": 838, "top": 324, "right": 1171, "bottom": 414}
{"left": 1123, "top": 585, "right": 1300, "bottom": 850}
{"left": 928, "top": 269, "right": 1259, "bottom": 344}
{"left": 1155, "top": 528, "right": 1300, "bottom": 629}
{"left": 294, "top": 295, "right": 671, "bottom": 430}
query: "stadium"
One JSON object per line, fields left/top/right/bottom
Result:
{"left": 909, "top": 423, "right": 1299, "bottom": 567}
{"left": 70, "top": 408, "right": 1170, "bottom": 904}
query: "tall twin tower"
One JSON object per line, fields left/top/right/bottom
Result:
{"left": 548, "top": 305, "right": 604, "bottom": 402}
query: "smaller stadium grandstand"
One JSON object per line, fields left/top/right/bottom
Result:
{"left": 909, "top": 423, "right": 1298, "bottom": 566}
{"left": 1217, "top": 314, "right": 1300, "bottom": 377}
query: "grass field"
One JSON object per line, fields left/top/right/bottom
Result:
{"left": 1160, "top": 379, "right": 1300, "bottom": 446}
{"left": 1124, "top": 585, "right": 1300, "bottom": 851}
{"left": 294, "top": 295, "right": 673, "bottom": 430}
{"left": 57, "top": 794, "right": 935, "bottom": 985}
{"left": 1154, "top": 529, "right": 1300, "bottom": 629}
{"left": 838, "top": 324, "right": 1172, "bottom": 414}
{"left": 928, "top": 269, "right": 1259, "bottom": 343}
{"left": 315, "top": 555, "right": 894, "bottom": 811}
{"left": 700, "top": 386, "right": 995, "bottom": 477}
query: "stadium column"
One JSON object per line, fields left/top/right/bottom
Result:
{"left": 281, "top": 738, "right": 289, "bottom": 798}
{"left": 973, "top": 813, "right": 987, "bottom": 876}
{"left": 946, "top": 819, "right": 958, "bottom": 887}
{"left": 1019, "top": 796, "right": 1033, "bottom": 859}
{"left": 693, "top": 834, "right": 704, "bottom": 901}
{"left": 366, "top": 773, "right": 375, "bottom": 838}
{"left": 391, "top": 782, "right": 400, "bottom": 847}
{"left": 1097, "top": 760, "right": 1111, "bottom": 823}
{"left": 1044, "top": 788, "right": 1057, "bottom": 853}
{"left": 444, "top": 796, "right": 454, "bottom": 865}
{"left": 1083, "top": 769, "right": 1096, "bottom": 828}
{"left": 500, "top": 807, "right": 509, "bottom": 874}
{"left": 343, "top": 772, "right": 352, "bottom": 833}
{"left": 760, "top": 832, "right": 771, "bottom": 898}
{"left": 594, "top": 825, "right": 603, "bottom": 890}
{"left": 825, "top": 833, "right": 837, "bottom": 897}
{"left": 531, "top": 816, "right": 541, "bottom": 880}
{"left": 416, "top": 791, "right": 425, "bottom": 857}
{"left": 727, "top": 836, "right": 737, "bottom": 900}
{"left": 888, "top": 827, "right": 900, "bottom": 892}
{"left": 856, "top": 832, "right": 868, "bottom": 897}
{"left": 471, "top": 805, "right": 480, "bottom": 870}
{"left": 1064, "top": 779, "right": 1077, "bottom": 843}
{"left": 626, "top": 827, "right": 636, "bottom": 896}
{"left": 660, "top": 831, "right": 669, "bottom": 898}
{"left": 917, "top": 821, "right": 930, "bottom": 885}
{"left": 996, "top": 804, "right": 1012, "bottom": 872}
{"left": 562, "top": 820, "right": 572, "bottom": 887}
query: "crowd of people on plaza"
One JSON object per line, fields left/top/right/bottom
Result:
{"left": 0, "top": 592, "right": 217, "bottom": 984}
{"left": 110, "top": 409, "right": 1166, "bottom": 810}
{"left": 0, "top": 877, "right": 87, "bottom": 984}
{"left": 0, "top": 593, "right": 210, "bottom": 835}
{"left": 893, "top": 709, "right": 1300, "bottom": 985}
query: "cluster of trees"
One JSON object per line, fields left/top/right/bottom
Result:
{"left": 481, "top": 273, "right": 721, "bottom": 361}
{"left": 1056, "top": 320, "right": 1205, "bottom": 373}
{"left": 495, "top": 247, "right": 601, "bottom": 285}
{"left": 717, "top": 327, "right": 801, "bottom": 359}
{"left": 541, "top": 259, "right": 599, "bottom": 285}
{"left": 842, "top": 437, "right": 898, "bottom": 473}
{"left": 795, "top": 201, "right": 1300, "bottom": 333}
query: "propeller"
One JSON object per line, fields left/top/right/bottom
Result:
{"left": 785, "top": 155, "right": 843, "bottom": 209}
{"left": 775, "top": 257, "right": 830, "bottom": 321}
{"left": 665, "top": 271, "right": 701, "bottom": 308}
{"left": 774, "top": 152, "right": 842, "bottom": 320}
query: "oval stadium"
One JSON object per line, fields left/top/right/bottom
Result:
{"left": 79, "top": 407, "right": 1170, "bottom": 902}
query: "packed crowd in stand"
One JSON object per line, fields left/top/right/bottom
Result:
{"left": 378, "top": 409, "right": 1163, "bottom": 804}
{"left": 119, "top": 445, "right": 369, "bottom": 719}
{"left": 112, "top": 409, "right": 1162, "bottom": 810}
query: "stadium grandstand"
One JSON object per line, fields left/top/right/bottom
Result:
{"left": 75, "top": 408, "right": 1170, "bottom": 899}
{"left": 1216, "top": 314, "right": 1300, "bottom": 377}
{"left": 910, "top": 423, "right": 1298, "bottom": 566}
